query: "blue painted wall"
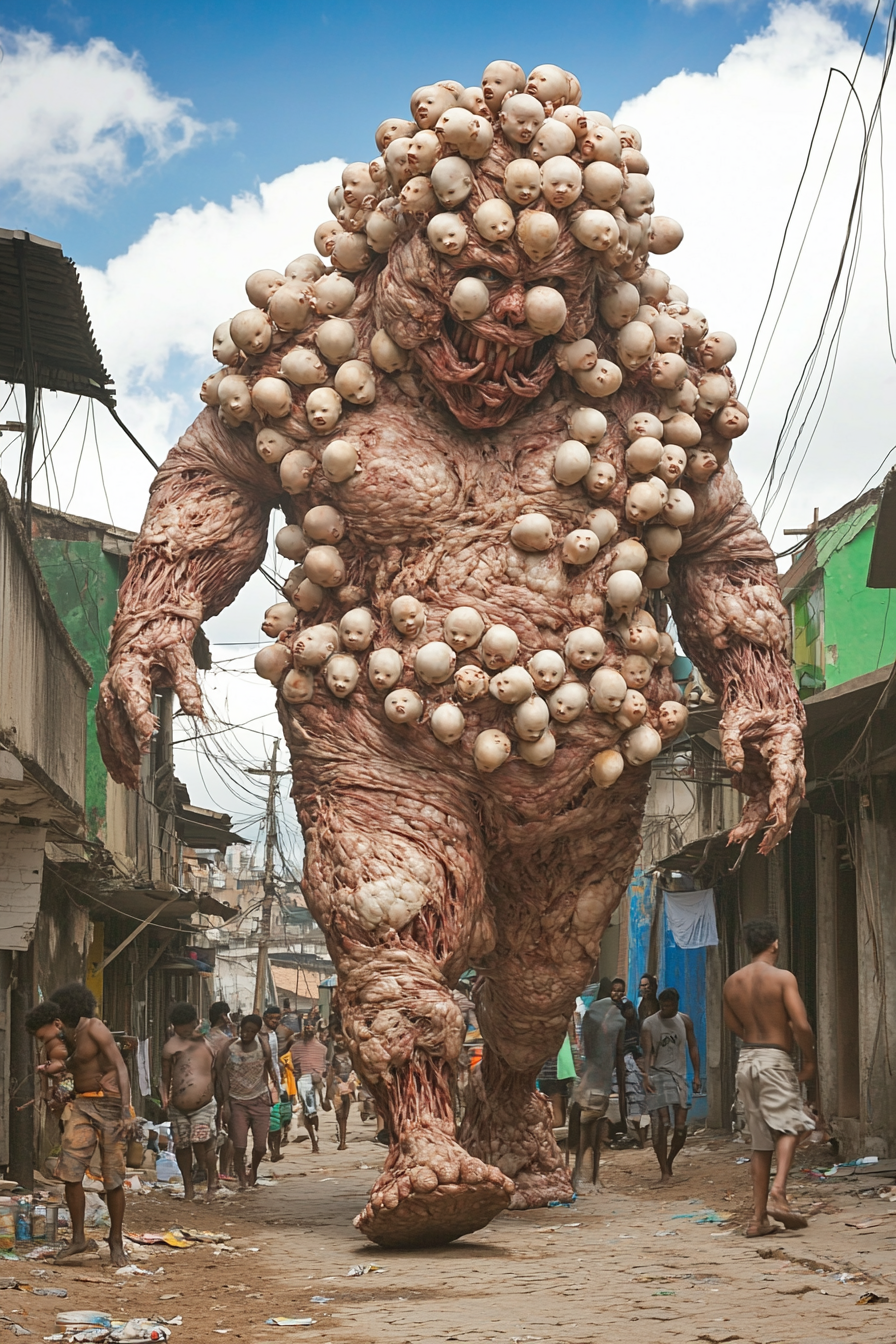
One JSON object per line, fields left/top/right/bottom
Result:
{"left": 658, "top": 900, "right": 708, "bottom": 1122}
{"left": 625, "top": 867, "right": 656, "bottom": 998}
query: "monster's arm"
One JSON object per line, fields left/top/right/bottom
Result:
{"left": 668, "top": 461, "right": 806, "bottom": 855}
{"left": 97, "top": 409, "right": 283, "bottom": 788}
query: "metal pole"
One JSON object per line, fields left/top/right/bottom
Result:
{"left": 252, "top": 743, "right": 278, "bottom": 1014}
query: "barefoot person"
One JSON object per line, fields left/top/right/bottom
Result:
{"left": 327, "top": 1033, "right": 358, "bottom": 1150}
{"left": 568, "top": 981, "right": 626, "bottom": 1193}
{"left": 262, "top": 1005, "right": 298, "bottom": 1160}
{"left": 160, "top": 1002, "right": 220, "bottom": 1202}
{"left": 642, "top": 988, "right": 701, "bottom": 1184}
{"left": 723, "top": 919, "right": 817, "bottom": 1237}
{"left": 25, "top": 983, "right": 135, "bottom": 1267}
{"left": 218, "top": 1014, "right": 278, "bottom": 1188}
{"left": 290, "top": 1022, "right": 329, "bottom": 1154}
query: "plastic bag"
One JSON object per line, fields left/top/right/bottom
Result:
{"left": 83, "top": 1194, "right": 110, "bottom": 1230}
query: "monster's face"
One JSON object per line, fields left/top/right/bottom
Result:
{"left": 214, "top": 61, "right": 740, "bottom": 453}
{"left": 374, "top": 205, "right": 603, "bottom": 429}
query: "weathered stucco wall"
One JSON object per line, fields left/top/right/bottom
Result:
{"left": 0, "top": 477, "right": 90, "bottom": 818}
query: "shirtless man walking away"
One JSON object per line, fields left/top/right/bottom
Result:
{"left": 217, "top": 1014, "right": 278, "bottom": 1188}
{"left": 723, "top": 919, "right": 817, "bottom": 1237}
{"left": 25, "top": 982, "right": 135, "bottom": 1266}
{"left": 642, "top": 988, "right": 701, "bottom": 1184}
{"left": 160, "top": 1003, "right": 220, "bottom": 1202}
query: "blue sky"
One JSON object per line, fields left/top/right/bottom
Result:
{"left": 1, "top": 0, "right": 880, "bottom": 268}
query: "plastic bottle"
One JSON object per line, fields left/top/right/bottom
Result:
{"left": 15, "top": 1196, "right": 31, "bottom": 1241}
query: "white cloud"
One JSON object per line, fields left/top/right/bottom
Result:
{"left": 616, "top": 1, "right": 896, "bottom": 539}
{"left": 0, "top": 28, "right": 219, "bottom": 209}
{"left": 4, "top": 157, "right": 342, "bottom": 827}
{"left": 80, "top": 159, "right": 343, "bottom": 396}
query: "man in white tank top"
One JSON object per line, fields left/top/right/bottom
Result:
{"left": 641, "top": 988, "right": 701, "bottom": 1184}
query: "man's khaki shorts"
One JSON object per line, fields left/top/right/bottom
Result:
{"left": 56, "top": 1095, "right": 127, "bottom": 1191}
{"left": 736, "top": 1047, "right": 814, "bottom": 1152}
{"left": 572, "top": 1085, "right": 610, "bottom": 1122}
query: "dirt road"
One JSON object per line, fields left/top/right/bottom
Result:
{"left": 10, "top": 1115, "right": 896, "bottom": 1344}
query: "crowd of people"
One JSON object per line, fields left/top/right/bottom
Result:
{"left": 23, "top": 987, "right": 366, "bottom": 1263}
{"left": 22, "top": 917, "right": 818, "bottom": 1262}
{"left": 534, "top": 971, "right": 701, "bottom": 1192}
{"left": 534, "top": 920, "right": 818, "bottom": 1238}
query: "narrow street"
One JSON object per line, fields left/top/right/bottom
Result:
{"left": 14, "top": 1114, "right": 896, "bottom": 1344}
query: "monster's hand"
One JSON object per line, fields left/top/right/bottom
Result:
{"left": 95, "top": 410, "right": 283, "bottom": 789}
{"left": 672, "top": 571, "right": 806, "bottom": 854}
{"left": 687, "top": 568, "right": 806, "bottom": 855}
{"left": 97, "top": 604, "right": 204, "bottom": 789}
{"left": 721, "top": 696, "right": 805, "bottom": 855}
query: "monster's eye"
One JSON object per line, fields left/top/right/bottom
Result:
{"left": 475, "top": 268, "right": 499, "bottom": 284}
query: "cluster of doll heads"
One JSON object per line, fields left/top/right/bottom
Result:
{"left": 200, "top": 57, "right": 745, "bottom": 445}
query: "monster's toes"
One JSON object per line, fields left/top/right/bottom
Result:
{"left": 355, "top": 1173, "right": 512, "bottom": 1248}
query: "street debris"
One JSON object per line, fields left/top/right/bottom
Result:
{"left": 857, "top": 1292, "right": 889, "bottom": 1305}
{"left": 264, "top": 1320, "right": 315, "bottom": 1327}
{"left": 346, "top": 1264, "right": 385, "bottom": 1276}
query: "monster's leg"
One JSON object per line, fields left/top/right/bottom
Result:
{"left": 290, "top": 741, "right": 513, "bottom": 1248}
{"left": 461, "top": 775, "right": 648, "bottom": 1208}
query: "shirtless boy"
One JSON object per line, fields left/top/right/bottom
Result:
{"left": 161, "top": 1002, "right": 219, "bottom": 1202}
{"left": 723, "top": 919, "right": 817, "bottom": 1237}
{"left": 25, "top": 982, "right": 135, "bottom": 1267}
{"left": 327, "top": 1032, "right": 358, "bottom": 1152}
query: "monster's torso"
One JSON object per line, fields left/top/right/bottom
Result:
{"left": 274, "top": 377, "right": 676, "bottom": 824}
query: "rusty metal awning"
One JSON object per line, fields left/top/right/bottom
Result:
{"left": 0, "top": 231, "right": 114, "bottom": 404}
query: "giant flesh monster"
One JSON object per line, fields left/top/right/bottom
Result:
{"left": 98, "top": 61, "right": 805, "bottom": 1248}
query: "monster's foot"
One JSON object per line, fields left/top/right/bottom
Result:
{"left": 507, "top": 1162, "right": 575, "bottom": 1210}
{"left": 461, "top": 1066, "right": 573, "bottom": 1210}
{"left": 354, "top": 1124, "right": 513, "bottom": 1248}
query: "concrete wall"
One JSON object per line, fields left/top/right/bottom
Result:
{"left": 30, "top": 529, "right": 172, "bottom": 882}
{"left": 29, "top": 537, "right": 126, "bottom": 835}
{"left": 0, "top": 478, "right": 90, "bottom": 818}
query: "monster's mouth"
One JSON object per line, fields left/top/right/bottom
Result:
{"left": 412, "top": 319, "right": 558, "bottom": 429}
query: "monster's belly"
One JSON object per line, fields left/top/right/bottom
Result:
{"left": 295, "top": 397, "right": 622, "bottom": 631}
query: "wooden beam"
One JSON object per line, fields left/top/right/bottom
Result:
{"left": 98, "top": 896, "right": 180, "bottom": 973}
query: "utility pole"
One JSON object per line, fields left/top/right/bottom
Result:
{"left": 247, "top": 743, "right": 288, "bottom": 1013}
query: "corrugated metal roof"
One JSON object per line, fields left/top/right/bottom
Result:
{"left": 0, "top": 230, "right": 114, "bottom": 404}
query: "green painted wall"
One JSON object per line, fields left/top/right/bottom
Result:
{"left": 31, "top": 538, "right": 125, "bottom": 838}
{"left": 823, "top": 521, "right": 896, "bottom": 688}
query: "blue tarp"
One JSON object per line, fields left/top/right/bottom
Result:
{"left": 623, "top": 871, "right": 708, "bottom": 1121}
{"left": 658, "top": 898, "right": 708, "bottom": 1121}
{"left": 625, "top": 866, "right": 656, "bottom": 998}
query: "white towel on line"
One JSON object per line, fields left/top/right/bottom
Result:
{"left": 663, "top": 888, "right": 718, "bottom": 949}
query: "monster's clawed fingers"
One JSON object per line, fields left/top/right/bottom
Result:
{"left": 166, "top": 644, "right": 204, "bottom": 719}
